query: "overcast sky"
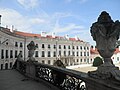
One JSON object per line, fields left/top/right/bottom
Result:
{"left": 0, "top": 0, "right": 120, "bottom": 45}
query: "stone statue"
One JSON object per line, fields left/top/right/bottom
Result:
{"left": 89, "top": 11, "right": 120, "bottom": 81}
{"left": 27, "top": 41, "right": 37, "bottom": 61}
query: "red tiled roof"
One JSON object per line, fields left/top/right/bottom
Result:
{"left": 1, "top": 27, "right": 84, "bottom": 42}
{"left": 114, "top": 48, "right": 120, "bottom": 54}
{"left": 69, "top": 38, "right": 76, "bottom": 41}
{"left": 14, "top": 31, "right": 41, "bottom": 38}
{"left": 91, "top": 48, "right": 120, "bottom": 54}
{"left": 90, "top": 48, "right": 99, "bottom": 54}
{"left": 46, "top": 35, "right": 53, "bottom": 38}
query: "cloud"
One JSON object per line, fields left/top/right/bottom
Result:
{"left": 17, "top": 0, "right": 39, "bottom": 9}
{"left": 0, "top": 8, "right": 47, "bottom": 32}
{"left": 52, "top": 23, "right": 84, "bottom": 34}
{"left": 30, "top": 18, "right": 48, "bottom": 24}
{"left": 0, "top": 8, "right": 93, "bottom": 44}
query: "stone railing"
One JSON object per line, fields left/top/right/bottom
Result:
{"left": 16, "top": 60, "right": 120, "bottom": 90}
{"left": 16, "top": 60, "right": 87, "bottom": 90}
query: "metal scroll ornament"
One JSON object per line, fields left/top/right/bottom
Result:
{"left": 89, "top": 11, "right": 120, "bottom": 81}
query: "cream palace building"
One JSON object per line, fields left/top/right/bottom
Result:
{"left": 0, "top": 27, "right": 91, "bottom": 69}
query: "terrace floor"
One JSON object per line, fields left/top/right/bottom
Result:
{"left": 0, "top": 69, "right": 59, "bottom": 90}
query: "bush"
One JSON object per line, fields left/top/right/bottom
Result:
{"left": 93, "top": 57, "right": 103, "bottom": 67}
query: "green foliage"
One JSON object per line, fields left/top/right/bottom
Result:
{"left": 93, "top": 57, "right": 103, "bottom": 67}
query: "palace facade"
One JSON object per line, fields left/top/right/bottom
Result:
{"left": 0, "top": 27, "right": 91, "bottom": 69}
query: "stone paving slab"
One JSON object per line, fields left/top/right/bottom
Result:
{"left": 0, "top": 70, "right": 59, "bottom": 90}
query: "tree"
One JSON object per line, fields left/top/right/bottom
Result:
{"left": 93, "top": 57, "right": 103, "bottom": 67}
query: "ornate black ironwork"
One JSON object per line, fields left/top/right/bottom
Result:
{"left": 16, "top": 60, "right": 86, "bottom": 90}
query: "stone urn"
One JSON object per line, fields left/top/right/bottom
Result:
{"left": 89, "top": 11, "right": 120, "bottom": 81}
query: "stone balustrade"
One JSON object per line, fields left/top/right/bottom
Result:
{"left": 16, "top": 60, "right": 120, "bottom": 90}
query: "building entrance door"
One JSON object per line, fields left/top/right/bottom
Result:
{"left": 5, "top": 63, "right": 8, "bottom": 69}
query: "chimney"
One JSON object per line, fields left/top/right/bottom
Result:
{"left": 10, "top": 25, "right": 14, "bottom": 32}
{"left": 41, "top": 31, "right": 47, "bottom": 37}
{"left": 65, "top": 34, "right": 69, "bottom": 40}
{"left": 6, "top": 25, "right": 8, "bottom": 28}
{"left": 52, "top": 32, "right": 55, "bottom": 38}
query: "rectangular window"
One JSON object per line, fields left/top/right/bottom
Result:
{"left": 42, "top": 51, "right": 45, "bottom": 57}
{"left": 20, "top": 42, "right": 23, "bottom": 48}
{"left": 15, "top": 50, "right": 18, "bottom": 58}
{"left": 1, "top": 49, "right": 4, "bottom": 59}
{"left": 15, "top": 42, "right": 18, "bottom": 47}
{"left": 36, "top": 44, "right": 38, "bottom": 48}
{"left": 53, "top": 45, "right": 56, "bottom": 49}
{"left": 87, "top": 52, "right": 89, "bottom": 56}
{"left": 35, "top": 51, "right": 39, "bottom": 57}
{"left": 53, "top": 51, "right": 56, "bottom": 57}
{"left": 84, "top": 52, "right": 86, "bottom": 56}
{"left": 59, "top": 51, "right": 61, "bottom": 56}
{"left": 68, "top": 46, "right": 70, "bottom": 49}
{"left": 84, "top": 59, "right": 86, "bottom": 62}
{"left": 48, "top": 51, "right": 51, "bottom": 57}
{"left": 10, "top": 50, "right": 13, "bottom": 58}
{"left": 80, "top": 52, "right": 82, "bottom": 56}
{"left": 76, "top": 46, "right": 79, "bottom": 49}
{"left": 48, "top": 60, "right": 50, "bottom": 64}
{"left": 64, "top": 51, "right": 66, "bottom": 56}
{"left": 80, "top": 46, "right": 82, "bottom": 50}
{"left": 42, "top": 44, "right": 45, "bottom": 48}
{"left": 81, "top": 59, "right": 82, "bottom": 62}
{"left": 87, "top": 47, "right": 89, "bottom": 50}
{"left": 77, "top": 52, "right": 79, "bottom": 56}
{"left": 59, "top": 45, "right": 61, "bottom": 49}
{"left": 68, "top": 51, "right": 70, "bottom": 56}
{"left": 73, "top": 46, "right": 74, "bottom": 49}
{"left": 64, "top": 45, "right": 66, "bottom": 49}
{"left": 84, "top": 47, "right": 86, "bottom": 50}
{"left": 48, "top": 44, "right": 50, "bottom": 49}
{"left": 72, "top": 52, "right": 75, "bottom": 56}
{"left": 6, "top": 50, "right": 8, "bottom": 58}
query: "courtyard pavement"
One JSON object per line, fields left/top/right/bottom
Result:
{"left": 67, "top": 63, "right": 120, "bottom": 73}
{"left": 0, "top": 70, "right": 59, "bottom": 90}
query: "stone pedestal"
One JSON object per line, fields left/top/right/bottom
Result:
{"left": 85, "top": 77, "right": 120, "bottom": 90}
{"left": 26, "top": 62, "right": 36, "bottom": 78}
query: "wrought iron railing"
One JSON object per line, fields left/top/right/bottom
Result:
{"left": 16, "top": 60, "right": 87, "bottom": 90}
